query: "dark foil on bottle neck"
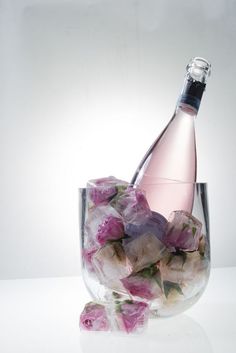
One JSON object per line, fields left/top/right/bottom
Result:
{"left": 179, "top": 78, "right": 206, "bottom": 111}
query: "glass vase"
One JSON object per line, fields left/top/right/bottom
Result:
{"left": 79, "top": 182, "right": 210, "bottom": 318}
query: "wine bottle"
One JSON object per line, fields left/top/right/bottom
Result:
{"left": 131, "top": 57, "right": 211, "bottom": 218}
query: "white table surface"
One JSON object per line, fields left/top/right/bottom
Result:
{"left": 0, "top": 267, "right": 235, "bottom": 353}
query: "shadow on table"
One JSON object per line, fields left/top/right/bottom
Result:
{"left": 79, "top": 314, "right": 213, "bottom": 353}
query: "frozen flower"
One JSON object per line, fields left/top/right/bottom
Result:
{"left": 113, "top": 188, "right": 151, "bottom": 225}
{"left": 85, "top": 204, "right": 123, "bottom": 245}
{"left": 159, "top": 250, "right": 208, "bottom": 284}
{"left": 96, "top": 215, "right": 124, "bottom": 245}
{"left": 80, "top": 302, "right": 110, "bottom": 331}
{"left": 87, "top": 176, "right": 128, "bottom": 206}
{"left": 124, "top": 211, "right": 167, "bottom": 244}
{"left": 80, "top": 300, "right": 149, "bottom": 334}
{"left": 92, "top": 242, "right": 133, "bottom": 285}
{"left": 198, "top": 234, "right": 209, "bottom": 257}
{"left": 123, "top": 233, "right": 167, "bottom": 273}
{"left": 159, "top": 249, "right": 210, "bottom": 298}
{"left": 121, "top": 266, "right": 163, "bottom": 300}
{"left": 163, "top": 211, "right": 202, "bottom": 252}
{"left": 82, "top": 247, "right": 98, "bottom": 273}
{"left": 116, "top": 300, "right": 149, "bottom": 334}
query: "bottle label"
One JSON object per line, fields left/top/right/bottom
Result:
{"left": 179, "top": 94, "right": 201, "bottom": 111}
{"left": 178, "top": 79, "right": 205, "bottom": 112}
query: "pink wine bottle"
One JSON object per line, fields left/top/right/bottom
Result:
{"left": 131, "top": 57, "right": 211, "bottom": 218}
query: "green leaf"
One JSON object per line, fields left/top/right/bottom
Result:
{"left": 109, "top": 185, "right": 128, "bottom": 207}
{"left": 173, "top": 250, "right": 187, "bottom": 267}
{"left": 115, "top": 303, "right": 122, "bottom": 313}
{"left": 192, "top": 226, "right": 197, "bottom": 237}
{"left": 166, "top": 253, "right": 174, "bottom": 266}
{"left": 116, "top": 185, "right": 128, "bottom": 194}
{"left": 179, "top": 251, "right": 187, "bottom": 267}
{"left": 138, "top": 264, "right": 158, "bottom": 278}
{"left": 112, "top": 291, "right": 121, "bottom": 299}
{"left": 163, "top": 281, "right": 184, "bottom": 298}
{"left": 124, "top": 299, "right": 133, "bottom": 305}
{"left": 182, "top": 223, "right": 189, "bottom": 231}
{"left": 198, "top": 235, "right": 207, "bottom": 257}
{"left": 154, "top": 268, "right": 162, "bottom": 289}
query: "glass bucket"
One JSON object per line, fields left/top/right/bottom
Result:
{"left": 79, "top": 182, "right": 210, "bottom": 318}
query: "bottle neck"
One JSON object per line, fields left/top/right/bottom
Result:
{"left": 176, "top": 76, "right": 206, "bottom": 116}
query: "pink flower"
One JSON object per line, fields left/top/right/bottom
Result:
{"left": 82, "top": 247, "right": 98, "bottom": 273}
{"left": 163, "top": 211, "right": 202, "bottom": 252}
{"left": 87, "top": 176, "right": 128, "bottom": 206}
{"left": 115, "top": 188, "right": 151, "bottom": 224}
{"left": 121, "top": 274, "right": 162, "bottom": 300}
{"left": 96, "top": 216, "right": 124, "bottom": 245}
{"left": 89, "top": 187, "right": 117, "bottom": 206}
{"left": 80, "top": 302, "right": 110, "bottom": 331}
{"left": 116, "top": 300, "right": 149, "bottom": 333}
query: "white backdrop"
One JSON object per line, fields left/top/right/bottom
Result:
{"left": 0, "top": 0, "right": 235, "bottom": 279}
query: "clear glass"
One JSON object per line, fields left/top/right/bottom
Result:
{"left": 79, "top": 182, "right": 210, "bottom": 318}
{"left": 186, "top": 57, "right": 211, "bottom": 83}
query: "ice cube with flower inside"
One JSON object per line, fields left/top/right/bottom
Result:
{"left": 163, "top": 210, "right": 202, "bottom": 252}
{"left": 158, "top": 245, "right": 210, "bottom": 298}
{"left": 112, "top": 187, "right": 152, "bottom": 225}
{"left": 79, "top": 302, "right": 110, "bottom": 331}
{"left": 121, "top": 264, "right": 163, "bottom": 301}
{"left": 87, "top": 176, "right": 128, "bottom": 206}
{"left": 115, "top": 300, "right": 149, "bottom": 333}
{"left": 92, "top": 242, "right": 133, "bottom": 289}
{"left": 84, "top": 204, "right": 125, "bottom": 247}
{"left": 80, "top": 300, "right": 149, "bottom": 334}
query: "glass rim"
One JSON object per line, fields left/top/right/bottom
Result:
{"left": 78, "top": 180, "right": 208, "bottom": 190}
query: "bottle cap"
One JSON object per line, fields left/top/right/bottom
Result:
{"left": 186, "top": 57, "right": 211, "bottom": 84}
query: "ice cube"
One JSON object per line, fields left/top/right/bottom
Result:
{"left": 114, "top": 300, "right": 149, "bottom": 334}
{"left": 92, "top": 242, "right": 133, "bottom": 285}
{"left": 80, "top": 302, "right": 110, "bottom": 331}
{"left": 123, "top": 233, "right": 167, "bottom": 273}
{"left": 163, "top": 211, "right": 202, "bottom": 251}
{"left": 96, "top": 215, "right": 124, "bottom": 245}
{"left": 121, "top": 270, "right": 163, "bottom": 300}
{"left": 80, "top": 300, "right": 149, "bottom": 334}
{"left": 82, "top": 246, "right": 99, "bottom": 273}
{"left": 84, "top": 204, "right": 123, "bottom": 246}
{"left": 124, "top": 211, "right": 167, "bottom": 244}
{"left": 158, "top": 251, "right": 209, "bottom": 286}
{"left": 112, "top": 188, "right": 151, "bottom": 225}
{"left": 87, "top": 176, "right": 128, "bottom": 206}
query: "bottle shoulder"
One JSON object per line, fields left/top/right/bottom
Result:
{"left": 151, "top": 109, "right": 196, "bottom": 147}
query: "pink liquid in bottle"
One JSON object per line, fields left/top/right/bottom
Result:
{"left": 131, "top": 57, "right": 211, "bottom": 218}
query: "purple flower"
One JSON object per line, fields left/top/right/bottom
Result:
{"left": 121, "top": 273, "right": 162, "bottom": 300}
{"left": 80, "top": 302, "right": 110, "bottom": 331}
{"left": 114, "top": 188, "right": 151, "bottom": 224}
{"left": 116, "top": 300, "right": 149, "bottom": 333}
{"left": 163, "top": 211, "right": 202, "bottom": 252}
{"left": 96, "top": 215, "right": 124, "bottom": 245}
{"left": 87, "top": 176, "right": 128, "bottom": 206}
{"left": 124, "top": 211, "right": 167, "bottom": 244}
{"left": 82, "top": 247, "right": 98, "bottom": 273}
